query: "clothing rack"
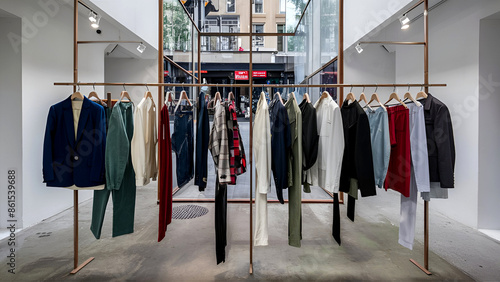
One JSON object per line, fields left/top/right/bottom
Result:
{"left": 55, "top": 0, "right": 440, "bottom": 276}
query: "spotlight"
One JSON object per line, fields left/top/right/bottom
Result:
{"left": 88, "top": 11, "right": 97, "bottom": 22}
{"left": 91, "top": 14, "right": 101, "bottom": 29}
{"left": 137, "top": 43, "right": 146, "bottom": 53}
{"left": 355, "top": 43, "right": 363, "bottom": 54}
{"left": 400, "top": 14, "right": 410, "bottom": 30}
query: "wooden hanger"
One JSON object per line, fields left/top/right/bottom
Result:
{"left": 274, "top": 92, "right": 284, "bottom": 104}
{"left": 165, "top": 91, "right": 174, "bottom": 104}
{"left": 174, "top": 90, "right": 192, "bottom": 112}
{"left": 144, "top": 84, "right": 154, "bottom": 100}
{"left": 214, "top": 91, "right": 221, "bottom": 103}
{"left": 403, "top": 85, "right": 422, "bottom": 107}
{"left": 366, "top": 85, "right": 386, "bottom": 110}
{"left": 345, "top": 86, "right": 356, "bottom": 104}
{"left": 416, "top": 85, "right": 428, "bottom": 100}
{"left": 88, "top": 84, "right": 104, "bottom": 105}
{"left": 384, "top": 88, "right": 408, "bottom": 109}
{"left": 71, "top": 84, "right": 84, "bottom": 100}
{"left": 303, "top": 93, "right": 311, "bottom": 103}
{"left": 358, "top": 88, "right": 372, "bottom": 110}
{"left": 119, "top": 84, "right": 132, "bottom": 102}
{"left": 290, "top": 91, "right": 296, "bottom": 101}
{"left": 228, "top": 91, "right": 235, "bottom": 101}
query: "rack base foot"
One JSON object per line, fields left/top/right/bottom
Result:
{"left": 249, "top": 263, "right": 253, "bottom": 275}
{"left": 410, "top": 259, "right": 431, "bottom": 275}
{"left": 70, "top": 257, "right": 94, "bottom": 274}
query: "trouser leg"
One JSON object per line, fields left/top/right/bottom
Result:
{"left": 112, "top": 171, "right": 137, "bottom": 237}
{"left": 215, "top": 178, "right": 227, "bottom": 264}
{"left": 90, "top": 188, "right": 111, "bottom": 239}
{"left": 332, "top": 193, "right": 341, "bottom": 245}
{"left": 399, "top": 165, "right": 418, "bottom": 249}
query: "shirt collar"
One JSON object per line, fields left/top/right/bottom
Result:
{"left": 423, "top": 93, "right": 434, "bottom": 111}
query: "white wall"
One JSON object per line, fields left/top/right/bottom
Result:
{"left": 0, "top": 16, "right": 23, "bottom": 229}
{"left": 104, "top": 58, "right": 159, "bottom": 104}
{"left": 89, "top": 0, "right": 158, "bottom": 49}
{"left": 478, "top": 18, "right": 500, "bottom": 230}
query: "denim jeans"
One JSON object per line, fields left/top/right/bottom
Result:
{"left": 171, "top": 109, "right": 194, "bottom": 188}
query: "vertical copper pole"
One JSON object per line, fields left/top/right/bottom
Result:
{"left": 198, "top": 31, "right": 201, "bottom": 89}
{"left": 158, "top": 0, "right": 164, "bottom": 202}
{"left": 338, "top": 0, "right": 344, "bottom": 104}
{"left": 73, "top": 0, "right": 79, "bottom": 271}
{"left": 423, "top": 0, "right": 429, "bottom": 271}
{"left": 249, "top": 0, "right": 253, "bottom": 274}
{"left": 338, "top": 0, "right": 345, "bottom": 203}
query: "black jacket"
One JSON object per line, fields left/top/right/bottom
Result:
{"left": 421, "top": 94, "right": 455, "bottom": 188}
{"left": 195, "top": 92, "right": 209, "bottom": 191}
{"left": 339, "top": 101, "right": 376, "bottom": 197}
{"left": 299, "top": 99, "right": 319, "bottom": 171}
{"left": 269, "top": 95, "right": 291, "bottom": 204}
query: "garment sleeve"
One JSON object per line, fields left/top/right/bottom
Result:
{"left": 152, "top": 105, "right": 158, "bottom": 180}
{"left": 42, "top": 106, "right": 56, "bottom": 183}
{"left": 218, "top": 106, "right": 231, "bottom": 183}
{"left": 89, "top": 106, "right": 107, "bottom": 183}
{"left": 254, "top": 105, "right": 271, "bottom": 193}
{"left": 355, "top": 112, "right": 376, "bottom": 197}
{"left": 105, "top": 107, "right": 130, "bottom": 190}
{"left": 329, "top": 105, "right": 345, "bottom": 193}
{"left": 435, "top": 106, "right": 455, "bottom": 188}
{"left": 131, "top": 105, "right": 146, "bottom": 186}
{"left": 411, "top": 108, "right": 430, "bottom": 192}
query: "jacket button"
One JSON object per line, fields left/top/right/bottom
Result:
{"left": 74, "top": 156, "right": 79, "bottom": 161}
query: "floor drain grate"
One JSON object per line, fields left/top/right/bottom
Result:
{"left": 172, "top": 205, "right": 209, "bottom": 220}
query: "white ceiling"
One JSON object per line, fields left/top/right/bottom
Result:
{"left": 0, "top": 8, "right": 17, "bottom": 18}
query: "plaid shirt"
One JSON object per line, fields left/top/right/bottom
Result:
{"left": 227, "top": 101, "right": 247, "bottom": 185}
{"left": 208, "top": 100, "right": 231, "bottom": 184}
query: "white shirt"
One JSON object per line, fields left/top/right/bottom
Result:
{"left": 253, "top": 92, "right": 271, "bottom": 246}
{"left": 305, "top": 95, "right": 345, "bottom": 193}
{"left": 131, "top": 96, "right": 158, "bottom": 186}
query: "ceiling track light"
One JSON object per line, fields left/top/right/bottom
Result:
{"left": 91, "top": 14, "right": 101, "bottom": 29}
{"left": 88, "top": 11, "right": 97, "bottom": 22}
{"left": 400, "top": 14, "right": 410, "bottom": 30}
{"left": 355, "top": 43, "right": 363, "bottom": 54}
{"left": 137, "top": 43, "right": 146, "bottom": 53}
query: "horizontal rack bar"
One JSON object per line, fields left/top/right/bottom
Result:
{"left": 201, "top": 32, "right": 295, "bottom": 37}
{"left": 359, "top": 41, "right": 425, "bottom": 45}
{"left": 54, "top": 82, "right": 447, "bottom": 88}
{"left": 77, "top": 40, "right": 143, "bottom": 44}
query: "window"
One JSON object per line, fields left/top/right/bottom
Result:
{"left": 279, "top": 0, "right": 286, "bottom": 13}
{"left": 253, "top": 0, "right": 263, "bottom": 14}
{"left": 227, "top": 0, "right": 235, "bottom": 13}
{"left": 252, "top": 24, "right": 264, "bottom": 47}
{"left": 202, "top": 16, "right": 240, "bottom": 51}
{"left": 277, "top": 24, "right": 285, "bottom": 52}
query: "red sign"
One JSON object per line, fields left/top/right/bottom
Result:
{"left": 252, "top": 71, "right": 267, "bottom": 78}
{"left": 234, "top": 70, "right": 267, "bottom": 80}
{"left": 235, "top": 71, "right": 249, "bottom": 80}
{"left": 187, "top": 70, "right": 208, "bottom": 74}
{"left": 164, "top": 70, "right": 169, "bottom": 75}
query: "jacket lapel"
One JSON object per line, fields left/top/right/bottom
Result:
{"left": 76, "top": 97, "right": 91, "bottom": 143}
{"left": 62, "top": 96, "right": 76, "bottom": 148}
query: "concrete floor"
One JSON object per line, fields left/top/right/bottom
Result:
{"left": 2, "top": 181, "right": 499, "bottom": 281}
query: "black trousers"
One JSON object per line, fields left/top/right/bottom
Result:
{"left": 215, "top": 177, "right": 227, "bottom": 264}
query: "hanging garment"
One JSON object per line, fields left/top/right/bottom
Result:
{"left": 269, "top": 95, "right": 292, "bottom": 204}
{"left": 43, "top": 96, "right": 106, "bottom": 189}
{"left": 365, "top": 107, "right": 391, "bottom": 189}
{"left": 91, "top": 101, "right": 136, "bottom": 238}
{"left": 208, "top": 100, "right": 231, "bottom": 264}
{"left": 171, "top": 106, "right": 194, "bottom": 188}
{"left": 305, "top": 94, "right": 344, "bottom": 193}
{"left": 399, "top": 103, "right": 431, "bottom": 250}
{"left": 384, "top": 105, "right": 411, "bottom": 197}
{"left": 420, "top": 93, "right": 456, "bottom": 188}
{"left": 158, "top": 104, "right": 173, "bottom": 242}
{"left": 304, "top": 94, "right": 344, "bottom": 245}
{"left": 226, "top": 101, "right": 247, "bottom": 184}
{"left": 285, "top": 96, "right": 303, "bottom": 247}
{"left": 195, "top": 92, "right": 210, "bottom": 191}
{"left": 298, "top": 99, "right": 319, "bottom": 193}
{"left": 131, "top": 96, "right": 157, "bottom": 186}
{"left": 253, "top": 92, "right": 271, "bottom": 246}
{"left": 339, "top": 100, "right": 376, "bottom": 223}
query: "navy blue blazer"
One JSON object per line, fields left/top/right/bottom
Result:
{"left": 43, "top": 96, "right": 107, "bottom": 187}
